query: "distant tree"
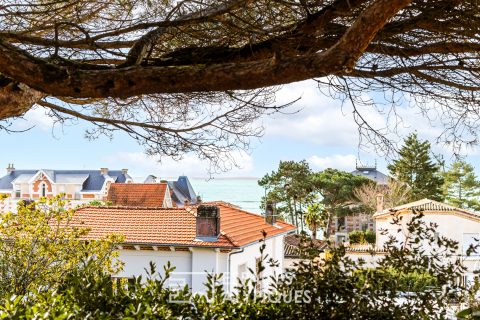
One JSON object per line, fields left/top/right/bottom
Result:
{"left": 312, "top": 168, "right": 371, "bottom": 236}
{"left": 304, "top": 203, "right": 328, "bottom": 240}
{"left": 354, "top": 178, "right": 411, "bottom": 214}
{"left": 0, "top": 195, "right": 121, "bottom": 296}
{"left": 442, "top": 160, "right": 480, "bottom": 211}
{"left": 259, "top": 160, "right": 315, "bottom": 228}
{"left": 388, "top": 133, "right": 444, "bottom": 201}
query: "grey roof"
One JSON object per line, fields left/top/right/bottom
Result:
{"left": 167, "top": 176, "right": 197, "bottom": 206}
{"left": 351, "top": 167, "right": 389, "bottom": 185}
{"left": 0, "top": 169, "right": 130, "bottom": 192}
{"left": 0, "top": 170, "right": 37, "bottom": 190}
{"left": 55, "top": 174, "right": 89, "bottom": 184}
{"left": 11, "top": 173, "right": 36, "bottom": 184}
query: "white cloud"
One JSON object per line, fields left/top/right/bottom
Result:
{"left": 103, "top": 151, "right": 254, "bottom": 179}
{"left": 263, "top": 80, "right": 472, "bottom": 155}
{"left": 9, "top": 106, "right": 54, "bottom": 132}
{"left": 307, "top": 154, "right": 357, "bottom": 171}
{"left": 264, "top": 80, "right": 387, "bottom": 147}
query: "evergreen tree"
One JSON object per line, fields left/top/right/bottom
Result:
{"left": 388, "top": 133, "right": 444, "bottom": 201}
{"left": 258, "top": 160, "right": 316, "bottom": 228}
{"left": 442, "top": 160, "right": 480, "bottom": 211}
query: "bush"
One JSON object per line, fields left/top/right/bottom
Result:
{"left": 364, "top": 230, "right": 376, "bottom": 244}
{"left": 349, "top": 230, "right": 365, "bottom": 244}
{"left": 349, "top": 230, "right": 376, "bottom": 244}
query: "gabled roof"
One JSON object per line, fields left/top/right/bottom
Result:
{"left": 107, "top": 183, "right": 169, "bottom": 207}
{"left": 373, "top": 198, "right": 480, "bottom": 221}
{"left": 73, "top": 203, "right": 295, "bottom": 248}
{"left": 0, "top": 169, "right": 131, "bottom": 192}
{"left": 167, "top": 176, "right": 198, "bottom": 206}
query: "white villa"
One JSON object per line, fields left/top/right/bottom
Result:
{"left": 347, "top": 198, "right": 480, "bottom": 284}
{"left": 74, "top": 202, "right": 295, "bottom": 294}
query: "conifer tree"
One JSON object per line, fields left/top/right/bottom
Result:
{"left": 442, "top": 160, "right": 480, "bottom": 211}
{"left": 388, "top": 133, "right": 444, "bottom": 201}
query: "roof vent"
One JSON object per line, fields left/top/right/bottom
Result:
{"left": 265, "top": 202, "right": 277, "bottom": 225}
{"left": 196, "top": 205, "right": 220, "bottom": 240}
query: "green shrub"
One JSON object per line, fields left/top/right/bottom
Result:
{"left": 364, "top": 230, "right": 376, "bottom": 244}
{"left": 349, "top": 230, "right": 365, "bottom": 244}
{"left": 349, "top": 230, "right": 376, "bottom": 244}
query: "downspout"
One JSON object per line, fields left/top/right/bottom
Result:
{"left": 227, "top": 247, "right": 244, "bottom": 295}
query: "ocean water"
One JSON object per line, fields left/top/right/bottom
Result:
{"left": 190, "top": 178, "right": 264, "bottom": 214}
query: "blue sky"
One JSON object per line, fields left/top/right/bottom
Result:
{"left": 1, "top": 80, "right": 479, "bottom": 179}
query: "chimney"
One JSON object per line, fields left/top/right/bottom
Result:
{"left": 100, "top": 168, "right": 109, "bottom": 175}
{"left": 6, "top": 163, "right": 14, "bottom": 174}
{"left": 196, "top": 195, "right": 202, "bottom": 204}
{"left": 196, "top": 205, "right": 220, "bottom": 240}
{"left": 122, "top": 168, "right": 128, "bottom": 174}
{"left": 265, "top": 202, "right": 277, "bottom": 225}
{"left": 376, "top": 194, "right": 384, "bottom": 213}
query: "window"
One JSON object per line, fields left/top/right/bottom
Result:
{"left": 14, "top": 189, "right": 21, "bottom": 198}
{"left": 41, "top": 183, "right": 46, "bottom": 197}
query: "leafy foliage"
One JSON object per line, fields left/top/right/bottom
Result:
{"left": 388, "top": 133, "right": 444, "bottom": 201}
{"left": 442, "top": 160, "right": 480, "bottom": 211}
{"left": 258, "top": 160, "right": 315, "bottom": 228}
{"left": 259, "top": 163, "right": 371, "bottom": 235}
{"left": 0, "top": 195, "right": 122, "bottom": 297}
{"left": 348, "top": 230, "right": 376, "bottom": 244}
{"left": 0, "top": 205, "right": 476, "bottom": 319}
{"left": 304, "top": 203, "right": 328, "bottom": 240}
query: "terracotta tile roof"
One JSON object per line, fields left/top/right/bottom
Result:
{"left": 284, "top": 234, "right": 328, "bottom": 258}
{"left": 107, "top": 183, "right": 168, "bottom": 207}
{"left": 373, "top": 198, "right": 480, "bottom": 221}
{"left": 74, "top": 203, "right": 296, "bottom": 248}
{"left": 345, "top": 244, "right": 386, "bottom": 254}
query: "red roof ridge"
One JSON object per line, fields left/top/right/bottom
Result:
{"left": 220, "top": 231, "right": 239, "bottom": 247}
{"left": 80, "top": 205, "right": 185, "bottom": 211}
{"left": 110, "top": 182, "right": 168, "bottom": 185}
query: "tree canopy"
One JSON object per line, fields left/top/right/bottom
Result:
{"left": 442, "top": 160, "right": 480, "bottom": 211}
{"left": 388, "top": 133, "right": 444, "bottom": 201}
{"left": 258, "top": 160, "right": 315, "bottom": 227}
{"left": 0, "top": 195, "right": 121, "bottom": 296}
{"left": 2, "top": 0, "right": 480, "bottom": 167}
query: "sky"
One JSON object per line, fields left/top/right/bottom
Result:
{"left": 1, "top": 79, "right": 479, "bottom": 179}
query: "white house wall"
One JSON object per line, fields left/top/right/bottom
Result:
{"left": 113, "top": 235, "right": 287, "bottom": 296}
{"left": 376, "top": 213, "right": 480, "bottom": 254}
{"left": 228, "top": 236, "right": 285, "bottom": 294}
{"left": 375, "top": 212, "right": 480, "bottom": 279}
{"left": 115, "top": 249, "right": 194, "bottom": 289}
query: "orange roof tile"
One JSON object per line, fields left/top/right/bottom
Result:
{"left": 74, "top": 204, "right": 295, "bottom": 248}
{"left": 107, "top": 183, "right": 168, "bottom": 207}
